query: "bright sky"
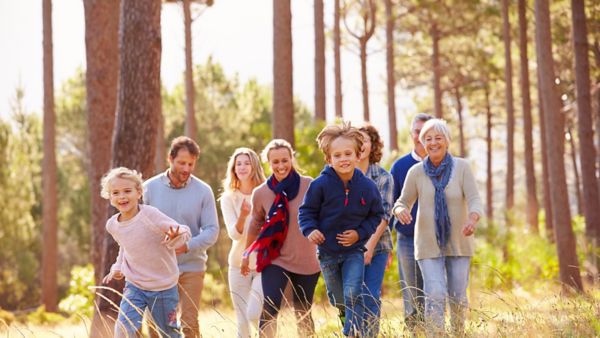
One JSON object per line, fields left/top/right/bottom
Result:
{"left": 0, "top": 0, "right": 416, "bottom": 149}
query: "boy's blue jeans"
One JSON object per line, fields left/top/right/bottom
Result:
{"left": 362, "top": 251, "right": 388, "bottom": 337}
{"left": 115, "top": 282, "right": 181, "bottom": 338}
{"left": 318, "top": 250, "right": 365, "bottom": 337}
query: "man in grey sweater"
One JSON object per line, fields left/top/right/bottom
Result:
{"left": 144, "top": 136, "right": 219, "bottom": 338}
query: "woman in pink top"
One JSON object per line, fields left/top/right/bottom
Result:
{"left": 100, "top": 167, "right": 191, "bottom": 338}
{"left": 241, "top": 139, "right": 320, "bottom": 338}
{"left": 220, "top": 147, "right": 266, "bottom": 338}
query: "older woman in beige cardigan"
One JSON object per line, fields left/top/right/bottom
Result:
{"left": 393, "top": 118, "right": 482, "bottom": 335}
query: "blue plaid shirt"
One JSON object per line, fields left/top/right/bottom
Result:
{"left": 365, "top": 164, "right": 394, "bottom": 254}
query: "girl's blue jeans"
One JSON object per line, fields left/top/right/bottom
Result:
{"left": 115, "top": 282, "right": 181, "bottom": 338}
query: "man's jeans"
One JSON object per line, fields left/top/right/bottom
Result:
{"left": 362, "top": 251, "right": 388, "bottom": 337}
{"left": 115, "top": 282, "right": 180, "bottom": 338}
{"left": 417, "top": 256, "right": 470, "bottom": 334}
{"left": 319, "top": 250, "right": 365, "bottom": 337}
{"left": 396, "top": 233, "right": 424, "bottom": 326}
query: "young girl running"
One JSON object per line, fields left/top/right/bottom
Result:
{"left": 220, "top": 148, "right": 266, "bottom": 338}
{"left": 299, "top": 123, "right": 384, "bottom": 337}
{"left": 101, "top": 167, "right": 191, "bottom": 338}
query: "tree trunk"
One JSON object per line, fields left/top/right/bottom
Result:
{"left": 534, "top": 0, "right": 583, "bottom": 292}
{"left": 485, "top": 85, "right": 493, "bottom": 221}
{"left": 538, "top": 73, "right": 554, "bottom": 241}
{"left": 83, "top": 0, "right": 119, "bottom": 287}
{"left": 183, "top": 0, "right": 197, "bottom": 140}
{"left": 155, "top": 111, "right": 166, "bottom": 173}
{"left": 568, "top": 126, "right": 584, "bottom": 216}
{"left": 571, "top": 0, "right": 600, "bottom": 248}
{"left": 360, "top": 37, "right": 370, "bottom": 121}
{"left": 97, "top": 0, "right": 162, "bottom": 316}
{"left": 385, "top": 0, "right": 398, "bottom": 151}
{"left": 333, "top": 0, "right": 342, "bottom": 119}
{"left": 314, "top": 0, "right": 326, "bottom": 121}
{"left": 431, "top": 23, "right": 443, "bottom": 119}
{"left": 454, "top": 86, "right": 466, "bottom": 157}
{"left": 518, "top": 0, "right": 539, "bottom": 233}
{"left": 273, "top": 0, "right": 294, "bottom": 145}
{"left": 502, "top": 0, "right": 515, "bottom": 211}
{"left": 42, "top": 0, "right": 58, "bottom": 312}
{"left": 344, "top": 0, "right": 375, "bottom": 122}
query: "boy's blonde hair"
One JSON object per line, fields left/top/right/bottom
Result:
{"left": 222, "top": 147, "right": 266, "bottom": 193}
{"left": 316, "top": 121, "right": 364, "bottom": 161}
{"left": 100, "top": 167, "right": 144, "bottom": 199}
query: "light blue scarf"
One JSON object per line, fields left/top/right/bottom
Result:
{"left": 423, "top": 153, "right": 453, "bottom": 250}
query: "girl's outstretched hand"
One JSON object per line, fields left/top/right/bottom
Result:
{"left": 163, "top": 226, "right": 181, "bottom": 243}
{"left": 102, "top": 270, "right": 123, "bottom": 284}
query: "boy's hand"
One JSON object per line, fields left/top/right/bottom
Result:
{"left": 102, "top": 270, "right": 123, "bottom": 284}
{"left": 308, "top": 230, "right": 325, "bottom": 245}
{"left": 336, "top": 230, "right": 359, "bottom": 246}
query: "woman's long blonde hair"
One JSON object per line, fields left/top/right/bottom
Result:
{"left": 222, "top": 147, "right": 266, "bottom": 194}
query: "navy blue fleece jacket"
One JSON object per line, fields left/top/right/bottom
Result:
{"left": 298, "top": 165, "right": 384, "bottom": 254}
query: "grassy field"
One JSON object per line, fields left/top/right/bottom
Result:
{"left": 3, "top": 283, "right": 600, "bottom": 337}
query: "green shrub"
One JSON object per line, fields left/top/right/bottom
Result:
{"left": 58, "top": 264, "right": 94, "bottom": 318}
{"left": 26, "top": 306, "right": 66, "bottom": 326}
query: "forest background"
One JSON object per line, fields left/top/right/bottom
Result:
{"left": 1, "top": 0, "right": 600, "bottom": 336}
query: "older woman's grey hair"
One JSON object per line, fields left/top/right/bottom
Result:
{"left": 419, "top": 118, "right": 451, "bottom": 146}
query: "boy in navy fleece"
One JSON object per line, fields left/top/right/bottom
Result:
{"left": 299, "top": 122, "right": 384, "bottom": 337}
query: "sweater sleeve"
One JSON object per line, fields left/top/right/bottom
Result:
{"left": 220, "top": 193, "right": 244, "bottom": 241}
{"left": 188, "top": 188, "right": 220, "bottom": 251}
{"left": 462, "top": 162, "right": 483, "bottom": 217}
{"left": 110, "top": 246, "right": 124, "bottom": 272}
{"left": 356, "top": 184, "right": 384, "bottom": 240}
{"left": 298, "top": 180, "right": 322, "bottom": 237}
{"left": 393, "top": 165, "right": 419, "bottom": 217}
{"left": 145, "top": 206, "right": 192, "bottom": 250}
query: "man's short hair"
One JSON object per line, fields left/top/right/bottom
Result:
{"left": 169, "top": 136, "right": 200, "bottom": 159}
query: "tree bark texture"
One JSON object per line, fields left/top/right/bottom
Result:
{"left": 535, "top": 0, "right": 583, "bottom": 292}
{"left": 183, "top": 0, "right": 197, "bottom": 140}
{"left": 385, "top": 0, "right": 398, "bottom": 151}
{"left": 333, "top": 0, "right": 342, "bottom": 118}
{"left": 568, "top": 126, "right": 584, "bottom": 216}
{"left": 537, "top": 73, "right": 554, "bottom": 241}
{"left": 502, "top": 0, "right": 515, "bottom": 211}
{"left": 273, "top": 0, "right": 294, "bottom": 145}
{"left": 98, "top": 0, "right": 162, "bottom": 313}
{"left": 314, "top": 0, "right": 326, "bottom": 121}
{"left": 42, "top": 0, "right": 58, "bottom": 312}
{"left": 518, "top": 0, "right": 539, "bottom": 233}
{"left": 485, "top": 85, "right": 493, "bottom": 221}
{"left": 83, "top": 0, "right": 120, "bottom": 287}
{"left": 571, "top": 0, "right": 600, "bottom": 243}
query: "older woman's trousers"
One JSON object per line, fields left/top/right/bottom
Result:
{"left": 417, "top": 256, "right": 470, "bottom": 335}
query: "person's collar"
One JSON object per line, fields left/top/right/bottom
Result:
{"left": 411, "top": 150, "right": 424, "bottom": 162}
{"left": 161, "top": 169, "right": 190, "bottom": 189}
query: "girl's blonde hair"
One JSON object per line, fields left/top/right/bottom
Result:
{"left": 100, "top": 167, "right": 143, "bottom": 199}
{"left": 316, "top": 121, "right": 363, "bottom": 161}
{"left": 222, "top": 147, "right": 266, "bottom": 193}
{"left": 260, "top": 139, "right": 303, "bottom": 174}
